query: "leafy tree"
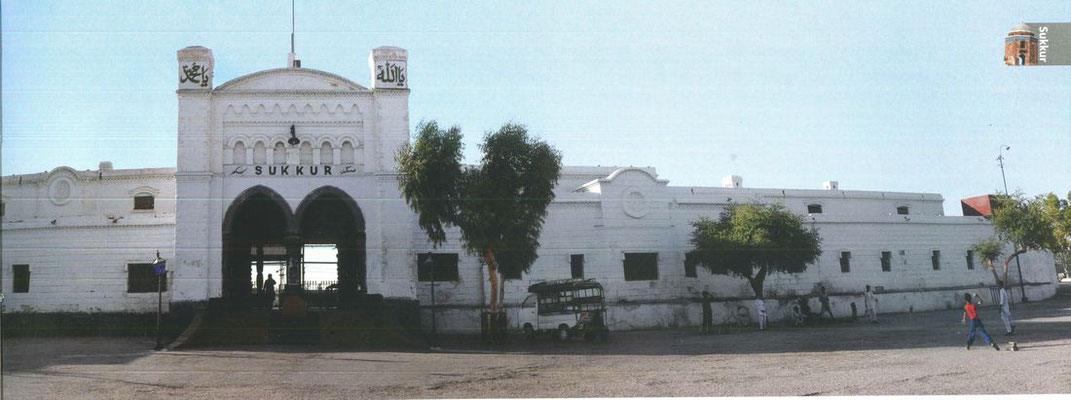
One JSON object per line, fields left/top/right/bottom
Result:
{"left": 989, "top": 193, "right": 1057, "bottom": 283}
{"left": 1041, "top": 192, "right": 1071, "bottom": 255}
{"left": 689, "top": 203, "right": 822, "bottom": 298}
{"left": 397, "top": 121, "right": 562, "bottom": 312}
{"left": 970, "top": 238, "right": 1005, "bottom": 284}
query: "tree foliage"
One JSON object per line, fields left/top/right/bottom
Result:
{"left": 689, "top": 203, "right": 822, "bottom": 298}
{"left": 1041, "top": 191, "right": 1071, "bottom": 256}
{"left": 989, "top": 193, "right": 1058, "bottom": 282}
{"left": 396, "top": 121, "right": 562, "bottom": 312}
{"left": 970, "top": 237, "right": 1005, "bottom": 284}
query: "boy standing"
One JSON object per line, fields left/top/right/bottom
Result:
{"left": 962, "top": 292, "right": 1000, "bottom": 351}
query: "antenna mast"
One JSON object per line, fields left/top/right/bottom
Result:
{"left": 288, "top": 0, "right": 299, "bottom": 67}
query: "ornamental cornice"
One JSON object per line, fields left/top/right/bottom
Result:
{"left": 223, "top": 120, "right": 361, "bottom": 126}
{"left": 213, "top": 91, "right": 373, "bottom": 99}
{"left": 371, "top": 89, "right": 411, "bottom": 97}
{"left": 2, "top": 221, "right": 176, "bottom": 232}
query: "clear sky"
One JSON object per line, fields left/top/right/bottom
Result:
{"left": 3, "top": 1, "right": 1068, "bottom": 216}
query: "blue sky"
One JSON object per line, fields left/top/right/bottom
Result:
{"left": 3, "top": 1, "right": 1068, "bottom": 216}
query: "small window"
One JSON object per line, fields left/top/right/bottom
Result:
{"left": 839, "top": 251, "right": 851, "bottom": 273}
{"left": 880, "top": 251, "right": 892, "bottom": 272}
{"left": 233, "top": 141, "right": 246, "bottom": 164}
{"left": 897, "top": 206, "right": 909, "bottom": 215}
{"left": 966, "top": 250, "right": 975, "bottom": 270}
{"left": 341, "top": 141, "right": 355, "bottom": 164}
{"left": 320, "top": 143, "right": 333, "bottom": 164}
{"left": 1019, "top": 41, "right": 1025, "bottom": 48}
{"left": 623, "top": 252, "right": 658, "bottom": 281}
{"left": 128, "top": 263, "right": 167, "bottom": 293}
{"left": 931, "top": 250, "right": 941, "bottom": 270}
{"left": 807, "top": 204, "right": 823, "bottom": 214}
{"left": 683, "top": 252, "right": 697, "bottom": 278}
{"left": 273, "top": 142, "right": 286, "bottom": 165}
{"left": 299, "top": 142, "right": 313, "bottom": 164}
{"left": 134, "top": 194, "right": 155, "bottom": 210}
{"left": 417, "top": 253, "right": 459, "bottom": 282}
{"left": 570, "top": 254, "right": 584, "bottom": 279}
{"left": 13, "top": 264, "right": 30, "bottom": 293}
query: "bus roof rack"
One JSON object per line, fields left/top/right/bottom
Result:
{"left": 527, "top": 278, "right": 603, "bottom": 293}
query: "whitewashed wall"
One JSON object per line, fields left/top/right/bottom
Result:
{"left": 1, "top": 167, "right": 176, "bottom": 313}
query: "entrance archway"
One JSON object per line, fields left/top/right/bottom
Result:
{"left": 221, "top": 185, "right": 367, "bottom": 307}
{"left": 221, "top": 185, "right": 295, "bottom": 302}
{"left": 294, "top": 186, "right": 367, "bottom": 302}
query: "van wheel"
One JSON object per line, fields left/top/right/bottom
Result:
{"left": 523, "top": 324, "right": 535, "bottom": 341}
{"left": 557, "top": 325, "right": 570, "bottom": 342}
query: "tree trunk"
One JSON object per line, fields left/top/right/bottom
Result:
{"left": 984, "top": 260, "right": 1001, "bottom": 285}
{"left": 1002, "top": 249, "right": 1028, "bottom": 285}
{"left": 498, "top": 272, "right": 506, "bottom": 310}
{"left": 484, "top": 249, "right": 499, "bottom": 313}
{"left": 746, "top": 267, "right": 768, "bottom": 299}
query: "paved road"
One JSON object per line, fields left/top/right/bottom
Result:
{"left": 5, "top": 285, "right": 1071, "bottom": 398}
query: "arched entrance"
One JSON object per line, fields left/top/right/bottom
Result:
{"left": 221, "top": 186, "right": 295, "bottom": 302}
{"left": 294, "top": 186, "right": 367, "bottom": 302}
{"left": 221, "top": 185, "right": 366, "bottom": 307}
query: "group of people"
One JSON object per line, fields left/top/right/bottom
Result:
{"left": 699, "top": 281, "right": 1019, "bottom": 350}
{"left": 961, "top": 280, "right": 1017, "bottom": 351}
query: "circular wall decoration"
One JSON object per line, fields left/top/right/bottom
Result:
{"left": 622, "top": 188, "right": 649, "bottom": 219}
{"left": 48, "top": 177, "right": 74, "bottom": 205}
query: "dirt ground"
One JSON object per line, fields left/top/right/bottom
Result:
{"left": 4, "top": 285, "right": 1071, "bottom": 399}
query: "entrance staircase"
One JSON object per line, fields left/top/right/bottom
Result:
{"left": 170, "top": 295, "right": 421, "bottom": 348}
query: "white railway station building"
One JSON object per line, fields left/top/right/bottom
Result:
{"left": 0, "top": 45, "right": 1059, "bottom": 333}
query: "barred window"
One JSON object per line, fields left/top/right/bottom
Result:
{"left": 624, "top": 253, "right": 658, "bottom": 281}
{"left": 128, "top": 263, "right": 167, "bottom": 293}
{"left": 417, "top": 253, "right": 459, "bottom": 282}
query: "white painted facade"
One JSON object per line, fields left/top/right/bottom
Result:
{"left": 1, "top": 46, "right": 1059, "bottom": 332}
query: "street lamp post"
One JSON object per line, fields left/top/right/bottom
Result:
{"left": 422, "top": 253, "right": 438, "bottom": 348}
{"left": 998, "top": 145, "right": 1028, "bottom": 303}
{"left": 152, "top": 251, "right": 167, "bottom": 350}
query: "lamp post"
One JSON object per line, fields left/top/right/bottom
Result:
{"left": 422, "top": 253, "right": 438, "bottom": 347}
{"left": 152, "top": 251, "right": 167, "bottom": 350}
{"left": 998, "top": 145, "right": 1028, "bottom": 303}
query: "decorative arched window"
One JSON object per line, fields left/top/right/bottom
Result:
{"left": 299, "top": 142, "right": 313, "bottom": 164}
{"left": 253, "top": 141, "right": 266, "bottom": 164}
{"left": 320, "top": 143, "right": 333, "bottom": 164}
{"left": 273, "top": 142, "right": 286, "bottom": 165}
{"left": 233, "top": 141, "right": 246, "bottom": 164}
{"left": 341, "top": 141, "right": 355, "bottom": 164}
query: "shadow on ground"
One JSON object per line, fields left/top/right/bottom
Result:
{"left": 5, "top": 284, "right": 1071, "bottom": 373}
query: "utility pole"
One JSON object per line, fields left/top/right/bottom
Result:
{"left": 152, "top": 251, "right": 167, "bottom": 350}
{"left": 998, "top": 145, "right": 1028, "bottom": 303}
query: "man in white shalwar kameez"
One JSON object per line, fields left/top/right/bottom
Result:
{"left": 864, "top": 285, "right": 878, "bottom": 323}
{"left": 998, "top": 280, "right": 1015, "bottom": 335}
{"left": 755, "top": 298, "right": 767, "bottom": 330}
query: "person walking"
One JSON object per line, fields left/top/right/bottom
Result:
{"left": 998, "top": 280, "right": 1016, "bottom": 336}
{"left": 818, "top": 286, "right": 834, "bottom": 322}
{"left": 962, "top": 292, "right": 1000, "bottom": 351}
{"left": 864, "top": 285, "right": 878, "bottom": 323}
{"left": 263, "top": 274, "right": 277, "bottom": 309}
{"left": 755, "top": 297, "right": 768, "bottom": 330}
{"left": 700, "top": 291, "right": 713, "bottom": 334}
